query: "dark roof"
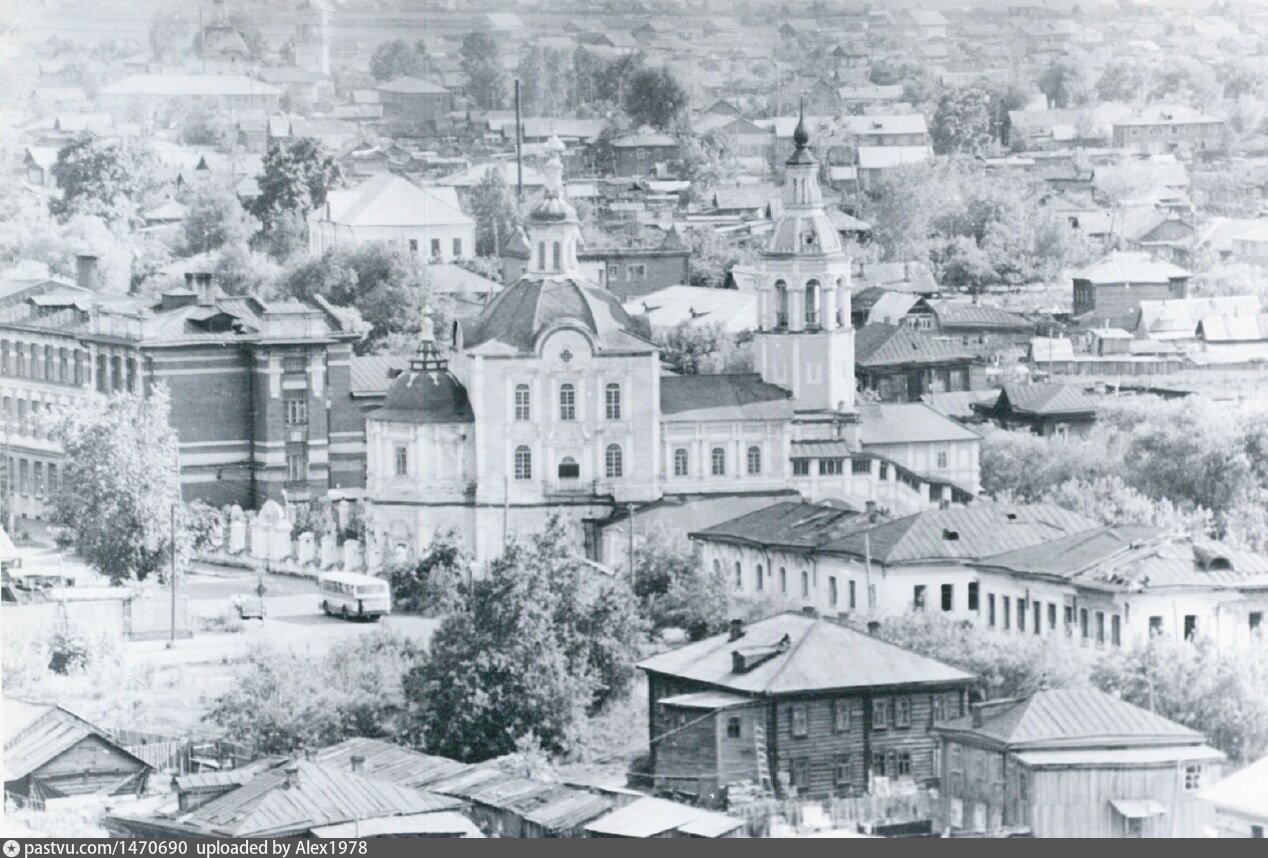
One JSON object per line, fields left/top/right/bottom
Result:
{"left": 458, "top": 276, "right": 652, "bottom": 354}
{"left": 929, "top": 301, "right": 1035, "bottom": 332}
{"left": 313, "top": 738, "right": 471, "bottom": 790}
{"left": 369, "top": 365, "right": 473, "bottom": 425}
{"left": 638, "top": 612, "right": 974, "bottom": 695}
{"left": 349, "top": 355, "right": 410, "bottom": 397}
{"left": 659, "top": 373, "right": 794, "bottom": 421}
{"left": 975, "top": 383, "right": 1102, "bottom": 418}
{"left": 936, "top": 688, "right": 1205, "bottom": 750}
{"left": 689, "top": 500, "right": 873, "bottom": 550}
{"left": 854, "top": 323, "right": 977, "bottom": 367}
{"left": 376, "top": 77, "right": 450, "bottom": 95}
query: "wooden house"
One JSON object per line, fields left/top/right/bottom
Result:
{"left": 638, "top": 612, "right": 976, "bottom": 802}
{"left": 934, "top": 688, "right": 1225, "bottom": 837}
{"left": 3, "top": 697, "right": 154, "bottom": 808}
{"left": 970, "top": 383, "right": 1102, "bottom": 437}
{"left": 854, "top": 324, "right": 984, "bottom": 403}
{"left": 1072, "top": 252, "right": 1191, "bottom": 331}
{"left": 1200, "top": 754, "right": 1268, "bottom": 837}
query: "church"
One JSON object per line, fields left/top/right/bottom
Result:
{"left": 365, "top": 124, "right": 980, "bottom": 565}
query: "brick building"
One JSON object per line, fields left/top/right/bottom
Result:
{"left": 0, "top": 265, "right": 368, "bottom": 520}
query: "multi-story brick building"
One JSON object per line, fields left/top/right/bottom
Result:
{"left": 0, "top": 263, "right": 368, "bottom": 520}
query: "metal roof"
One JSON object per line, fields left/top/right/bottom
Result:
{"left": 1198, "top": 754, "right": 1268, "bottom": 818}
{"left": 310, "top": 811, "right": 483, "bottom": 838}
{"left": 1073, "top": 252, "right": 1191, "bottom": 285}
{"left": 977, "top": 383, "right": 1103, "bottom": 418}
{"left": 857, "top": 402, "right": 982, "bottom": 445}
{"left": 1017, "top": 745, "right": 1225, "bottom": 768}
{"left": 689, "top": 500, "right": 871, "bottom": 551}
{"left": 638, "top": 612, "right": 974, "bottom": 695}
{"left": 583, "top": 797, "right": 743, "bottom": 838}
{"left": 855, "top": 323, "right": 976, "bottom": 367}
{"left": 313, "top": 738, "right": 471, "bottom": 790}
{"left": 3, "top": 697, "right": 151, "bottom": 782}
{"left": 659, "top": 373, "right": 794, "bottom": 422}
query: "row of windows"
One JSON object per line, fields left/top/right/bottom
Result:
{"left": 513, "top": 383, "right": 623, "bottom": 422}
{"left": 717, "top": 559, "right": 855, "bottom": 609}
{"left": 985, "top": 593, "right": 1125, "bottom": 646}
{"left": 0, "top": 457, "right": 59, "bottom": 498}
{"left": 510, "top": 445, "right": 626, "bottom": 481}
{"left": 605, "top": 262, "right": 647, "bottom": 281}
{"left": 0, "top": 340, "right": 91, "bottom": 387}
{"left": 784, "top": 750, "right": 918, "bottom": 791}
{"left": 407, "top": 237, "right": 463, "bottom": 258}
{"left": 671, "top": 446, "right": 762, "bottom": 478}
{"left": 773, "top": 279, "right": 845, "bottom": 329}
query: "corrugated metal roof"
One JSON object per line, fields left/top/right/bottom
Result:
{"left": 313, "top": 738, "right": 471, "bottom": 790}
{"left": 855, "top": 324, "right": 976, "bottom": 367}
{"left": 689, "top": 500, "right": 871, "bottom": 551}
{"left": 858, "top": 402, "right": 982, "bottom": 445}
{"left": 584, "top": 797, "right": 741, "bottom": 838}
{"left": 519, "top": 789, "right": 612, "bottom": 831}
{"left": 929, "top": 301, "right": 1034, "bottom": 331}
{"left": 348, "top": 355, "right": 409, "bottom": 397}
{"left": 310, "top": 811, "right": 483, "bottom": 838}
{"left": 659, "top": 373, "right": 794, "bottom": 421}
{"left": 638, "top": 612, "right": 973, "bottom": 695}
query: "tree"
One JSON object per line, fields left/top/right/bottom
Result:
{"left": 624, "top": 67, "right": 689, "bottom": 132}
{"left": 685, "top": 226, "right": 748, "bottom": 290}
{"left": 273, "top": 243, "right": 429, "bottom": 351}
{"left": 1190, "top": 262, "right": 1268, "bottom": 301}
{"left": 210, "top": 241, "right": 278, "bottom": 296}
{"left": 1036, "top": 57, "right": 1090, "bottom": 109}
{"left": 206, "top": 631, "right": 425, "bottom": 754}
{"left": 459, "top": 31, "right": 505, "bottom": 110}
{"left": 1095, "top": 59, "right": 1151, "bottom": 103}
{"left": 50, "top": 138, "right": 159, "bottom": 225}
{"left": 670, "top": 129, "right": 736, "bottom": 203}
{"left": 370, "top": 39, "right": 426, "bottom": 82}
{"left": 406, "top": 518, "right": 645, "bottom": 761}
{"left": 149, "top": 12, "right": 190, "bottom": 62}
{"left": 930, "top": 87, "right": 996, "bottom": 156}
{"left": 631, "top": 532, "right": 729, "bottom": 640}
{"left": 657, "top": 322, "right": 753, "bottom": 375}
{"left": 49, "top": 390, "right": 181, "bottom": 584}
{"left": 466, "top": 166, "right": 521, "bottom": 257}
{"left": 180, "top": 185, "right": 260, "bottom": 256}
{"left": 387, "top": 528, "right": 471, "bottom": 615}
{"left": 248, "top": 137, "right": 341, "bottom": 233}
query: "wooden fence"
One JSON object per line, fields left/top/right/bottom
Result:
{"left": 731, "top": 788, "right": 936, "bottom": 837}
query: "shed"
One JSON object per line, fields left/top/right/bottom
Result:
{"left": 584, "top": 796, "right": 745, "bottom": 838}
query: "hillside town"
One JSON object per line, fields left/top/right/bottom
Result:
{"left": 3, "top": 0, "right": 1268, "bottom": 841}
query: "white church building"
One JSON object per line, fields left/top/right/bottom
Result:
{"left": 364, "top": 126, "right": 980, "bottom": 565}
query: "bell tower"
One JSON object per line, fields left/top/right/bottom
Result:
{"left": 752, "top": 106, "right": 855, "bottom": 413}
{"left": 523, "top": 135, "right": 582, "bottom": 279}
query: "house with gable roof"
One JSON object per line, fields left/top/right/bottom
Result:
{"left": 307, "top": 173, "right": 476, "bottom": 260}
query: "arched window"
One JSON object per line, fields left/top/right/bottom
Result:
{"left": 514, "top": 446, "right": 532, "bottom": 480}
{"left": 673, "top": 448, "right": 689, "bottom": 477}
{"left": 552, "top": 241, "right": 561, "bottom": 271}
{"left": 775, "top": 280, "right": 789, "bottom": 328}
{"left": 558, "top": 457, "right": 580, "bottom": 480}
{"left": 801, "top": 570, "right": 809, "bottom": 597}
{"left": 747, "top": 446, "right": 762, "bottom": 475}
{"left": 734, "top": 561, "right": 743, "bottom": 589}
{"left": 605, "top": 383, "right": 621, "bottom": 420}
{"left": 805, "top": 279, "right": 820, "bottom": 327}
{"left": 605, "top": 444, "right": 623, "bottom": 478}
{"left": 711, "top": 447, "right": 726, "bottom": 476}
{"left": 779, "top": 567, "right": 787, "bottom": 594}
{"left": 513, "top": 384, "right": 531, "bottom": 421}
{"left": 537, "top": 241, "right": 546, "bottom": 269}
{"left": 559, "top": 383, "right": 576, "bottom": 420}
{"left": 756, "top": 563, "right": 764, "bottom": 591}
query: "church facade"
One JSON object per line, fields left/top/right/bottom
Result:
{"left": 366, "top": 128, "right": 977, "bottom": 565}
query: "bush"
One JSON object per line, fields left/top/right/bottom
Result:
{"left": 387, "top": 528, "right": 469, "bottom": 616}
{"left": 46, "top": 625, "right": 93, "bottom": 675}
{"left": 197, "top": 610, "right": 245, "bottom": 634}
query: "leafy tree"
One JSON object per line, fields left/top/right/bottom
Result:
{"left": 49, "top": 390, "right": 181, "bottom": 584}
{"left": 370, "top": 39, "right": 427, "bottom": 82}
{"left": 248, "top": 137, "right": 341, "bottom": 233}
{"left": 258, "top": 209, "right": 311, "bottom": 264}
{"left": 467, "top": 166, "right": 521, "bottom": 257}
{"left": 656, "top": 322, "right": 753, "bottom": 375}
{"left": 685, "top": 226, "right": 748, "bottom": 290}
{"left": 516, "top": 46, "right": 571, "bottom": 116}
{"left": 624, "top": 67, "right": 689, "bottom": 132}
{"left": 387, "top": 528, "right": 471, "bottom": 616}
{"left": 206, "top": 631, "right": 424, "bottom": 754}
{"left": 670, "top": 129, "right": 736, "bottom": 203}
{"left": 459, "top": 31, "right": 505, "bottom": 110}
{"left": 50, "top": 138, "right": 159, "bottom": 225}
{"left": 273, "top": 243, "right": 429, "bottom": 351}
{"left": 1151, "top": 56, "right": 1221, "bottom": 105}
{"left": 1191, "top": 263, "right": 1268, "bottom": 302}
{"left": 180, "top": 185, "right": 260, "bottom": 256}
{"left": 148, "top": 12, "right": 190, "bottom": 62}
{"left": 1095, "top": 59, "right": 1151, "bottom": 102}
{"left": 406, "top": 518, "right": 645, "bottom": 761}
{"left": 930, "top": 87, "right": 996, "bottom": 156}
{"left": 210, "top": 241, "right": 278, "bottom": 296}
{"left": 631, "top": 532, "right": 729, "bottom": 640}
{"left": 1037, "top": 57, "right": 1090, "bottom": 109}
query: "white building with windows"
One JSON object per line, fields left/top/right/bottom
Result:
{"left": 365, "top": 130, "right": 982, "bottom": 564}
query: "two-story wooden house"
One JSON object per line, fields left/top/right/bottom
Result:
{"left": 638, "top": 612, "right": 975, "bottom": 803}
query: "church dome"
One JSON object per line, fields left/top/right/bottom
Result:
{"left": 374, "top": 367, "right": 474, "bottom": 424}
{"left": 528, "top": 190, "right": 576, "bottom": 223}
{"left": 459, "top": 276, "right": 651, "bottom": 354}
{"left": 765, "top": 210, "right": 843, "bottom": 256}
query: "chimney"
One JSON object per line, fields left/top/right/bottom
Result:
{"left": 193, "top": 271, "right": 216, "bottom": 306}
{"left": 76, "top": 254, "right": 98, "bottom": 291}
{"left": 866, "top": 620, "right": 881, "bottom": 637}
{"left": 865, "top": 500, "right": 878, "bottom": 522}
{"left": 940, "top": 499, "right": 951, "bottom": 510}
{"left": 728, "top": 618, "right": 745, "bottom": 642}
{"left": 283, "top": 766, "right": 300, "bottom": 789}
{"left": 350, "top": 754, "right": 365, "bottom": 774}
{"left": 802, "top": 605, "right": 817, "bottom": 617}
{"left": 903, "top": 261, "right": 911, "bottom": 282}
{"left": 971, "top": 704, "right": 984, "bottom": 728}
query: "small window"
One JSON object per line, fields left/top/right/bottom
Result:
{"left": 851, "top": 458, "right": 871, "bottom": 475}
{"left": 514, "top": 446, "right": 532, "bottom": 480}
{"left": 605, "top": 444, "right": 623, "bottom": 478}
{"left": 394, "top": 445, "right": 408, "bottom": 477}
{"left": 779, "top": 567, "right": 787, "bottom": 593}
{"left": 558, "top": 457, "right": 580, "bottom": 479}
{"left": 559, "top": 383, "right": 576, "bottom": 421}
{"left": 829, "top": 576, "right": 838, "bottom": 606}
{"left": 746, "top": 446, "right": 762, "bottom": 475}
{"left": 913, "top": 585, "right": 927, "bottom": 611}
{"left": 1018, "top": 598, "right": 1026, "bottom": 632}
{"left": 834, "top": 754, "right": 852, "bottom": 787}
{"left": 937, "top": 451, "right": 948, "bottom": 469}
{"left": 605, "top": 383, "right": 622, "bottom": 420}
{"left": 879, "top": 462, "right": 889, "bottom": 480}
{"left": 792, "top": 458, "right": 810, "bottom": 476}
{"left": 894, "top": 696, "right": 911, "bottom": 728}
{"left": 872, "top": 698, "right": 889, "bottom": 729}
{"left": 896, "top": 751, "right": 912, "bottom": 776}
{"left": 941, "top": 584, "right": 953, "bottom": 612}
{"left": 726, "top": 716, "right": 741, "bottom": 739}
{"left": 552, "top": 241, "right": 561, "bottom": 270}
{"left": 1048, "top": 603, "right": 1057, "bottom": 631}
{"left": 872, "top": 750, "right": 887, "bottom": 776}
{"left": 627, "top": 263, "right": 647, "bottom": 280}
{"left": 834, "top": 699, "right": 850, "bottom": 732}
{"left": 1003, "top": 596, "right": 1011, "bottom": 630}
{"left": 1034, "top": 601, "right": 1042, "bottom": 635}
{"left": 755, "top": 563, "right": 764, "bottom": 591}
{"left": 820, "top": 458, "right": 843, "bottom": 475}
{"left": 673, "top": 447, "right": 688, "bottom": 477}
{"left": 801, "top": 570, "right": 809, "bottom": 597}
{"left": 1112, "top": 614, "right": 1122, "bottom": 646}
{"left": 514, "top": 384, "right": 531, "bottom": 421}
{"left": 791, "top": 704, "right": 809, "bottom": 737}
{"left": 968, "top": 581, "right": 979, "bottom": 611}
{"left": 1081, "top": 608, "right": 1090, "bottom": 639}
{"left": 286, "top": 446, "right": 307, "bottom": 482}
{"left": 711, "top": 447, "right": 726, "bottom": 476}
{"left": 431, "top": 238, "right": 442, "bottom": 257}
{"left": 1184, "top": 615, "right": 1197, "bottom": 640}
{"left": 1184, "top": 765, "right": 1202, "bottom": 791}
{"left": 849, "top": 579, "right": 856, "bottom": 609}
{"left": 285, "top": 391, "right": 308, "bottom": 425}
{"left": 932, "top": 694, "right": 946, "bottom": 723}
{"left": 734, "top": 561, "right": 742, "bottom": 589}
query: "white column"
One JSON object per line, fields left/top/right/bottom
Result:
{"left": 822, "top": 285, "right": 837, "bottom": 331}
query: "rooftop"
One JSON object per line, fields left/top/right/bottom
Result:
{"left": 659, "top": 373, "right": 794, "bottom": 422}
{"left": 857, "top": 402, "right": 982, "bottom": 445}
{"left": 854, "top": 323, "right": 977, "bottom": 367}
{"left": 975, "top": 383, "right": 1103, "bottom": 418}
{"left": 316, "top": 174, "right": 473, "bottom": 229}
{"left": 1074, "top": 251, "right": 1191, "bottom": 285}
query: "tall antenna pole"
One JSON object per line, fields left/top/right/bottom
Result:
{"left": 514, "top": 79, "right": 524, "bottom": 202}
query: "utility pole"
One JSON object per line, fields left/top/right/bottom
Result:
{"left": 514, "top": 79, "right": 524, "bottom": 202}
{"left": 502, "top": 475, "right": 510, "bottom": 546}
{"left": 864, "top": 530, "right": 874, "bottom": 610}
{"left": 626, "top": 503, "right": 635, "bottom": 579}
{"left": 169, "top": 439, "right": 179, "bottom": 645}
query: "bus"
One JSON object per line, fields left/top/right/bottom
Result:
{"left": 317, "top": 572, "right": 392, "bottom": 621}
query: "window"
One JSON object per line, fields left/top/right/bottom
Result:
{"left": 1018, "top": 598, "right": 1026, "bottom": 632}
{"left": 755, "top": 564, "right": 764, "bottom": 590}
{"left": 394, "top": 446, "right": 408, "bottom": 477}
{"left": 605, "top": 444, "right": 623, "bottom": 478}
{"left": 673, "top": 448, "right": 688, "bottom": 477}
{"left": 1080, "top": 608, "right": 1089, "bottom": 639}
{"left": 872, "top": 698, "right": 889, "bottom": 729}
{"left": 1065, "top": 605, "right": 1075, "bottom": 636}
{"left": 829, "top": 576, "right": 838, "bottom": 606}
{"left": 872, "top": 750, "right": 887, "bottom": 776}
{"left": 775, "top": 280, "right": 789, "bottom": 327}
{"left": 282, "top": 356, "right": 306, "bottom": 375}
{"left": 849, "top": 580, "right": 856, "bottom": 609}
{"left": 558, "top": 457, "right": 580, "bottom": 479}
{"left": 606, "top": 263, "right": 619, "bottom": 281}
{"left": 820, "top": 458, "right": 843, "bottom": 476}
{"left": 894, "top": 696, "right": 911, "bottom": 728}
{"left": 1184, "top": 765, "right": 1202, "bottom": 791}
{"left": 1251, "top": 612, "right": 1263, "bottom": 634}
{"left": 988, "top": 594, "right": 996, "bottom": 627}
{"left": 286, "top": 446, "right": 307, "bottom": 482}
{"left": 726, "top": 717, "right": 741, "bottom": 739}
{"left": 1096, "top": 611, "right": 1106, "bottom": 645}
{"left": 879, "top": 462, "right": 889, "bottom": 480}
{"left": 604, "top": 383, "right": 621, "bottom": 420}
{"left": 791, "top": 704, "right": 809, "bottom": 737}
{"left": 1184, "top": 615, "right": 1197, "bottom": 640}
{"left": 408, "top": 239, "right": 418, "bottom": 253}
{"left": 834, "top": 754, "right": 852, "bottom": 787}
{"left": 1112, "top": 614, "right": 1122, "bottom": 646}
{"left": 735, "top": 561, "right": 742, "bottom": 589}
{"left": 779, "top": 567, "right": 787, "bottom": 593}
{"left": 552, "top": 242, "right": 561, "bottom": 271}
{"left": 932, "top": 694, "right": 946, "bottom": 723}
{"left": 833, "top": 699, "right": 850, "bottom": 732}
{"left": 1251, "top": 825, "right": 1264, "bottom": 839}
{"left": 896, "top": 751, "right": 912, "bottom": 776}
{"left": 512, "top": 384, "right": 531, "bottom": 421}
{"left": 431, "top": 238, "right": 442, "bottom": 257}
{"left": 801, "top": 570, "right": 809, "bottom": 597}
{"left": 937, "top": 451, "right": 948, "bottom": 469}
{"left": 1048, "top": 603, "right": 1058, "bottom": 632}
{"left": 790, "top": 758, "right": 810, "bottom": 789}
{"left": 33, "top": 462, "right": 43, "bottom": 498}
{"left": 285, "top": 391, "right": 308, "bottom": 424}
{"left": 792, "top": 458, "right": 810, "bottom": 476}
{"left": 711, "top": 447, "right": 726, "bottom": 476}
{"left": 1149, "top": 616, "right": 1164, "bottom": 636}
{"left": 913, "top": 585, "right": 927, "bottom": 611}
{"left": 746, "top": 446, "right": 761, "bottom": 475}
{"left": 941, "top": 584, "right": 953, "bottom": 611}
{"left": 949, "top": 743, "right": 963, "bottom": 772}
{"left": 1003, "top": 596, "right": 1011, "bottom": 630}
{"left": 851, "top": 458, "right": 871, "bottom": 475}
{"left": 559, "top": 384, "right": 576, "bottom": 421}
{"left": 968, "top": 582, "right": 979, "bottom": 611}
{"left": 514, "top": 446, "right": 532, "bottom": 480}
{"left": 1033, "top": 601, "right": 1041, "bottom": 635}
{"left": 804, "top": 280, "right": 820, "bottom": 326}
{"left": 627, "top": 263, "right": 647, "bottom": 281}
